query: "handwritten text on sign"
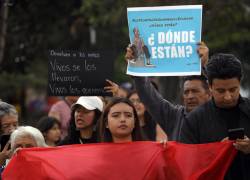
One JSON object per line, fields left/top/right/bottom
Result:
{"left": 48, "top": 50, "right": 113, "bottom": 96}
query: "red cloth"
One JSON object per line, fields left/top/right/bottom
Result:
{"left": 2, "top": 141, "right": 236, "bottom": 180}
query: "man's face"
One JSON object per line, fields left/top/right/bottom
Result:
{"left": 1, "top": 114, "right": 18, "bottom": 135}
{"left": 210, "top": 78, "right": 240, "bottom": 109}
{"left": 183, "top": 80, "right": 210, "bottom": 112}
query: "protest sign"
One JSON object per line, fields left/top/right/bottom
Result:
{"left": 48, "top": 50, "right": 113, "bottom": 96}
{"left": 127, "top": 5, "right": 202, "bottom": 76}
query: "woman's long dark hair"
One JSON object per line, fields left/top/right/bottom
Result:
{"left": 98, "top": 97, "right": 145, "bottom": 142}
{"left": 128, "top": 90, "right": 156, "bottom": 141}
{"left": 63, "top": 105, "right": 102, "bottom": 144}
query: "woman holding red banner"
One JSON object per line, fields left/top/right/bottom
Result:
{"left": 98, "top": 97, "right": 145, "bottom": 143}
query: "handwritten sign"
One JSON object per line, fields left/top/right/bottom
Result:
{"left": 48, "top": 50, "right": 113, "bottom": 96}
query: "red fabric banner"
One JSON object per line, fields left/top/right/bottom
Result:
{"left": 2, "top": 141, "right": 237, "bottom": 180}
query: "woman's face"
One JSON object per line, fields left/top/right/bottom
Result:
{"left": 1, "top": 114, "right": 18, "bottom": 135}
{"left": 129, "top": 93, "right": 145, "bottom": 118}
{"left": 107, "top": 102, "right": 135, "bottom": 139}
{"left": 74, "top": 106, "right": 95, "bottom": 129}
{"left": 45, "top": 123, "right": 61, "bottom": 143}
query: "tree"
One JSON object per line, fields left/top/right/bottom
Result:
{"left": 0, "top": 0, "right": 11, "bottom": 65}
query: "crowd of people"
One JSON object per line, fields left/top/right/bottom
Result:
{"left": 0, "top": 42, "right": 249, "bottom": 179}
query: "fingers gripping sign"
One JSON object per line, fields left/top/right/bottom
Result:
{"left": 197, "top": 41, "right": 209, "bottom": 68}
{"left": 125, "top": 44, "right": 137, "bottom": 63}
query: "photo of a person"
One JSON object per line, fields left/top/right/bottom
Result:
{"left": 130, "top": 27, "right": 154, "bottom": 67}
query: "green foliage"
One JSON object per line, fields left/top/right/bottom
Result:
{"left": 0, "top": 71, "right": 46, "bottom": 97}
{"left": 202, "top": 0, "right": 250, "bottom": 88}
{"left": 203, "top": 1, "right": 250, "bottom": 49}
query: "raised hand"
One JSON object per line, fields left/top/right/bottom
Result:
{"left": 197, "top": 41, "right": 209, "bottom": 68}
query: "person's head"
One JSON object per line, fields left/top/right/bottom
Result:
{"left": 99, "top": 97, "right": 143, "bottom": 143}
{"left": 10, "top": 126, "right": 47, "bottom": 152}
{"left": 183, "top": 75, "right": 211, "bottom": 112}
{"left": 0, "top": 102, "right": 18, "bottom": 135}
{"left": 133, "top": 27, "right": 140, "bottom": 37}
{"left": 205, "top": 53, "right": 242, "bottom": 108}
{"left": 69, "top": 96, "right": 103, "bottom": 133}
{"left": 36, "top": 116, "right": 61, "bottom": 146}
{"left": 128, "top": 90, "right": 145, "bottom": 118}
{"left": 65, "top": 96, "right": 79, "bottom": 105}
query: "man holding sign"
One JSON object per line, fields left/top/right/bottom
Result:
{"left": 125, "top": 5, "right": 210, "bottom": 140}
{"left": 125, "top": 42, "right": 210, "bottom": 141}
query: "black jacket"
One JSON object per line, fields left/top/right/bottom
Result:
{"left": 134, "top": 77, "right": 186, "bottom": 141}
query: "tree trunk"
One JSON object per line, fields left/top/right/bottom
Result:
{"left": 0, "top": 0, "right": 9, "bottom": 65}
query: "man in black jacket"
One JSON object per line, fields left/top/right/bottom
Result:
{"left": 180, "top": 53, "right": 250, "bottom": 180}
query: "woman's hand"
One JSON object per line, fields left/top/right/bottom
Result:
{"left": 104, "top": 79, "right": 120, "bottom": 97}
{"left": 0, "top": 142, "right": 11, "bottom": 166}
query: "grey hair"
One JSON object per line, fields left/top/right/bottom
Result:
{"left": 0, "top": 102, "right": 18, "bottom": 119}
{"left": 10, "top": 126, "right": 47, "bottom": 151}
